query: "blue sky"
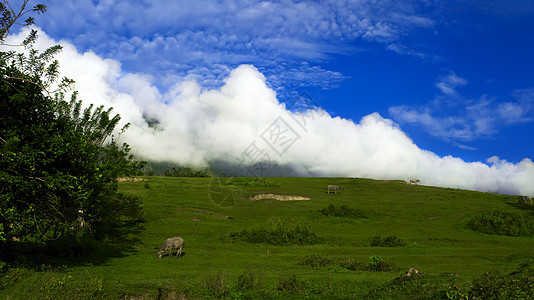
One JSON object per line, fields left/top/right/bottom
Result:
{"left": 15, "top": 0, "right": 534, "bottom": 194}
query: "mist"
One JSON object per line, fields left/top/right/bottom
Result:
{"left": 6, "top": 28, "right": 534, "bottom": 196}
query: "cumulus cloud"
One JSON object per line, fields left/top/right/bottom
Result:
{"left": 4, "top": 28, "right": 534, "bottom": 196}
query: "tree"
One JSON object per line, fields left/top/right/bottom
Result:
{"left": 0, "top": 1, "right": 142, "bottom": 257}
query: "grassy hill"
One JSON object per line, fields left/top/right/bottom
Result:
{"left": 2, "top": 176, "right": 534, "bottom": 299}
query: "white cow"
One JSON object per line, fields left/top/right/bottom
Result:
{"left": 158, "top": 237, "right": 184, "bottom": 258}
{"left": 518, "top": 196, "right": 533, "bottom": 204}
{"left": 327, "top": 185, "right": 343, "bottom": 194}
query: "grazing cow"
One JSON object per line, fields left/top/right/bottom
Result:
{"left": 158, "top": 237, "right": 184, "bottom": 258}
{"left": 327, "top": 185, "right": 343, "bottom": 194}
{"left": 409, "top": 179, "right": 420, "bottom": 184}
{"left": 518, "top": 196, "right": 533, "bottom": 204}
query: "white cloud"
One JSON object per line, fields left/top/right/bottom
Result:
{"left": 390, "top": 74, "right": 534, "bottom": 144}
{"left": 386, "top": 43, "right": 427, "bottom": 59}
{"left": 498, "top": 88, "right": 534, "bottom": 123}
{"left": 34, "top": 0, "right": 438, "bottom": 96}
{"left": 388, "top": 106, "right": 478, "bottom": 141}
{"left": 435, "top": 72, "right": 468, "bottom": 95}
{"left": 5, "top": 28, "right": 533, "bottom": 196}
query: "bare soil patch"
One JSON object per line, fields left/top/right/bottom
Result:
{"left": 117, "top": 177, "right": 148, "bottom": 182}
{"left": 249, "top": 194, "right": 311, "bottom": 201}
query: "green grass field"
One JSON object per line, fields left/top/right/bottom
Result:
{"left": 2, "top": 176, "right": 534, "bottom": 299}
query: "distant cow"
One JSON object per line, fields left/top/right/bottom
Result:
{"left": 327, "top": 185, "right": 343, "bottom": 194}
{"left": 409, "top": 179, "right": 420, "bottom": 184}
{"left": 158, "top": 237, "right": 184, "bottom": 258}
{"left": 518, "top": 196, "right": 533, "bottom": 205}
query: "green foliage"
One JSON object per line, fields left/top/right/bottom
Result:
{"left": 300, "top": 254, "right": 395, "bottom": 273}
{"left": 339, "top": 258, "right": 366, "bottom": 271}
{"left": 225, "top": 177, "right": 279, "bottom": 187}
{"left": 466, "top": 209, "right": 534, "bottom": 237}
{"left": 163, "top": 165, "right": 210, "bottom": 177}
{"left": 277, "top": 275, "right": 307, "bottom": 295}
{"left": 368, "top": 255, "right": 394, "bottom": 271}
{"left": 230, "top": 219, "right": 321, "bottom": 245}
{"left": 468, "top": 264, "right": 534, "bottom": 299}
{"left": 370, "top": 235, "right": 407, "bottom": 247}
{"left": 1, "top": 269, "right": 105, "bottom": 299}
{"left": 300, "top": 254, "right": 335, "bottom": 268}
{"left": 0, "top": 69, "right": 143, "bottom": 247}
{"left": 320, "top": 204, "right": 367, "bottom": 218}
{"left": 0, "top": 0, "right": 46, "bottom": 43}
{"left": 236, "top": 269, "right": 263, "bottom": 292}
{"left": 0, "top": 3, "right": 142, "bottom": 256}
{"left": 204, "top": 270, "right": 231, "bottom": 298}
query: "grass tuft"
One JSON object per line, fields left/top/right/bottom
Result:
{"left": 370, "top": 235, "right": 407, "bottom": 247}
{"left": 230, "top": 219, "right": 321, "bottom": 245}
{"left": 320, "top": 204, "right": 367, "bottom": 218}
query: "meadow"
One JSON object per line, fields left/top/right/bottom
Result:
{"left": 2, "top": 176, "right": 534, "bottom": 299}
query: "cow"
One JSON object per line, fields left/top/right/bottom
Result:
{"left": 518, "top": 196, "right": 533, "bottom": 205}
{"left": 327, "top": 185, "right": 343, "bottom": 194}
{"left": 158, "top": 237, "right": 184, "bottom": 258}
{"left": 409, "top": 179, "right": 420, "bottom": 184}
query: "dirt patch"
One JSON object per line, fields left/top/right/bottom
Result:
{"left": 249, "top": 194, "right": 311, "bottom": 201}
{"left": 117, "top": 177, "right": 147, "bottom": 182}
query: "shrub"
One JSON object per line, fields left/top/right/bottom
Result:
{"left": 236, "top": 269, "right": 263, "bottom": 292}
{"left": 299, "top": 255, "right": 393, "bottom": 272}
{"left": 368, "top": 256, "right": 394, "bottom": 272}
{"left": 469, "top": 262, "right": 534, "bottom": 299}
{"left": 370, "top": 235, "right": 407, "bottom": 247}
{"left": 340, "top": 258, "right": 366, "bottom": 271}
{"left": 466, "top": 209, "right": 534, "bottom": 237}
{"left": 204, "top": 270, "right": 231, "bottom": 298}
{"left": 320, "top": 204, "right": 367, "bottom": 218}
{"left": 300, "top": 254, "right": 335, "bottom": 268}
{"left": 230, "top": 220, "right": 321, "bottom": 245}
{"left": 277, "top": 275, "right": 307, "bottom": 295}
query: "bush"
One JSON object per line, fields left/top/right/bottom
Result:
{"left": 236, "top": 269, "right": 263, "bottom": 292}
{"left": 320, "top": 204, "right": 367, "bottom": 218}
{"left": 466, "top": 209, "right": 534, "bottom": 237}
{"left": 230, "top": 220, "right": 321, "bottom": 245}
{"left": 368, "top": 256, "right": 394, "bottom": 272}
{"left": 300, "top": 254, "right": 335, "bottom": 268}
{"left": 277, "top": 275, "right": 307, "bottom": 295}
{"left": 370, "top": 235, "right": 407, "bottom": 247}
{"left": 204, "top": 270, "right": 231, "bottom": 298}
{"left": 299, "top": 255, "right": 392, "bottom": 272}
{"left": 340, "top": 258, "right": 366, "bottom": 271}
{"left": 469, "top": 262, "right": 534, "bottom": 299}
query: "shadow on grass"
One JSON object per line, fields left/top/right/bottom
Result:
{"left": 156, "top": 252, "right": 187, "bottom": 259}
{"left": 5, "top": 221, "right": 145, "bottom": 269}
